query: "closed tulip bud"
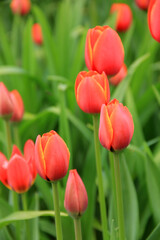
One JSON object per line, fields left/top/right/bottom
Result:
{"left": 75, "top": 71, "right": 110, "bottom": 114}
{"left": 148, "top": 0, "right": 160, "bottom": 42}
{"left": 109, "top": 63, "right": 127, "bottom": 86}
{"left": 0, "top": 82, "right": 13, "bottom": 120}
{"left": 135, "top": 0, "right": 150, "bottom": 10}
{"left": 10, "top": 0, "right": 31, "bottom": 15}
{"left": 0, "top": 140, "right": 36, "bottom": 193}
{"left": 64, "top": 169, "right": 88, "bottom": 218}
{"left": 110, "top": 4, "right": 132, "bottom": 32}
{"left": 35, "top": 130, "right": 70, "bottom": 182}
{"left": 85, "top": 26, "right": 124, "bottom": 76}
{"left": 10, "top": 90, "right": 24, "bottom": 122}
{"left": 99, "top": 99, "right": 134, "bottom": 151}
{"left": 32, "top": 23, "right": 43, "bottom": 45}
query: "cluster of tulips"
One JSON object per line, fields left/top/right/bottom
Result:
{"left": 0, "top": 0, "right": 159, "bottom": 239}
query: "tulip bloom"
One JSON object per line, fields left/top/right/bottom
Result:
{"left": 10, "top": 0, "right": 31, "bottom": 15}
{"left": 35, "top": 130, "right": 70, "bottom": 181}
{"left": 0, "top": 140, "right": 36, "bottom": 193}
{"left": 109, "top": 63, "right": 127, "bottom": 86}
{"left": 85, "top": 26, "right": 124, "bottom": 76}
{"left": 110, "top": 4, "right": 132, "bottom": 32}
{"left": 148, "top": 0, "right": 160, "bottom": 42}
{"left": 135, "top": 0, "right": 150, "bottom": 10}
{"left": 0, "top": 82, "right": 13, "bottom": 119}
{"left": 64, "top": 169, "right": 88, "bottom": 218}
{"left": 99, "top": 99, "right": 134, "bottom": 151}
{"left": 32, "top": 23, "right": 43, "bottom": 45}
{"left": 75, "top": 71, "right": 110, "bottom": 114}
{"left": 10, "top": 90, "right": 24, "bottom": 122}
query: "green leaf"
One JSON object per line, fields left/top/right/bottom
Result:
{"left": 112, "top": 53, "right": 150, "bottom": 102}
{"left": 146, "top": 223, "right": 160, "bottom": 240}
{"left": 120, "top": 155, "right": 139, "bottom": 240}
{"left": 0, "top": 211, "right": 68, "bottom": 229}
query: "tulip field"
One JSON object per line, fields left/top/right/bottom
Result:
{"left": 0, "top": 0, "right": 160, "bottom": 239}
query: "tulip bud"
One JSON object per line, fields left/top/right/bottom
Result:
{"left": 109, "top": 63, "right": 127, "bottom": 86}
{"left": 110, "top": 4, "right": 132, "bottom": 32}
{"left": 85, "top": 26, "right": 124, "bottom": 76}
{"left": 135, "top": 0, "right": 150, "bottom": 10}
{"left": 75, "top": 71, "right": 110, "bottom": 114}
{"left": 99, "top": 99, "right": 134, "bottom": 151}
{"left": 10, "top": 90, "right": 24, "bottom": 122}
{"left": 35, "top": 130, "right": 70, "bottom": 182}
{"left": 148, "top": 0, "right": 160, "bottom": 42}
{"left": 10, "top": 0, "right": 31, "bottom": 15}
{"left": 0, "top": 82, "right": 13, "bottom": 120}
{"left": 64, "top": 169, "right": 88, "bottom": 218}
{"left": 0, "top": 140, "right": 37, "bottom": 193}
{"left": 32, "top": 23, "right": 43, "bottom": 45}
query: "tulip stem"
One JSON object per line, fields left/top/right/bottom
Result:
{"left": 4, "top": 120, "right": 12, "bottom": 158}
{"left": 113, "top": 152, "right": 125, "bottom": 240}
{"left": 13, "top": 124, "right": 21, "bottom": 149}
{"left": 22, "top": 193, "right": 30, "bottom": 240}
{"left": 92, "top": 114, "right": 109, "bottom": 240}
{"left": 74, "top": 218, "right": 82, "bottom": 240}
{"left": 52, "top": 182, "right": 63, "bottom": 240}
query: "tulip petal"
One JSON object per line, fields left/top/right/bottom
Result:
{"left": 35, "top": 135, "right": 47, "bottom": 180}
{"left": 11, "top": 145, "right": 23, "bottom": 158}
{"left": 76, "top": 77, "right": 106, "bottom": 113}
{"left": 10, "top": 90, "right": 24, "bottom": 122}
{"left": 0, "top": 153, "right": 10, "bottom": 189}
{"left": 99, "top": 104, "right": 113, "bottom": 150}
{"left": 110, "top": 104, "right": 134, "bottom": 150}
{"left": 93, "top": 27, "right": 124, "bottom": 75}
{"left": 8, "top": 154, "right": 32, "bottom": 193}
{"left": 148, "top": 0, "right": 160, "bottom": 42}
{"left": 85, "top": 29, "right": 93, "bottom": 70}
{"left": 44, "top": 133, "right": 70, "bottom": 181}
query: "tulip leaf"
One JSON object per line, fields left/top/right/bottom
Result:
{"left": 120, "top": 154, "right": 139, "bottom": 240}
{"left": 112, "top": 53, "right": 150, "bottom": 102}
{"left": 146, "top": 223, "right": 160, "bottom": 240}
{"left": 0, "top": 211, "right": 68, "bottom": 229}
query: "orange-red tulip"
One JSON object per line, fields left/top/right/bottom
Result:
{"left": 135, "top": 0, "right": 150, "bottom": 10}
{"left": 85, "top": 26, "right": 124, "bottom": 76}
{"left": 35, "top": 130, "right": 70, "bottom": 181}
{"left": 10, "top": 90, "right": 24, "bottom": 122}
{"left": 148, "top": 0, "right": 160, "bottom": 42}
{"left": 0, "top": 82, "right": 13, "bottom": 119}
{"left": 64, "top": 169, "right": 88, "bottom": 218}
{"left": 110, "top": 3, "right": 132, "bottom": 32}
{"left": 32, "top": 23, "right": 43, "bottom": 45}
{"left": 99, "top": 99, "right": 134, "bottom": 151}
{"left": 0, "top": 140, "right": 36, "bottom": 193}
{"left": 10, "top": 0, "right": 31, "bottom": 15}
{"left": 109, "top": 63, "right": 127, "bottom": 86}
{"left": 75, "top": 71, "right": 110, "bottom": 113}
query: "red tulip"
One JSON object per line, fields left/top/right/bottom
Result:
{"left": 85, "top": 26, "right": 124, "bottom": 76}
{"left": 64, "top": 169, "right": 88, "bottom": 217}
{"left": 32, "top": 23, "right": 43, "bottom": 45}
{"left": 10, "top": 0, "right": 31, "bottom": 15}
{"left": 109, "top": 63, "right": 127, "bottom": 86}
{"left": 35, "top": 130, "right": 70, "bottom": 182}
{"left": 0, "top": 140, "right": 36, "bottom": 193}
{"left": 135, "top": 0, "right": 150, "bottom": 10}
{"left": 10, "top": 90, "right": 24, "bottom": 122}
{"left": 99, "top": 99, "right": 134, "bottom": 151}
{"left": 75, "top": 71, "right": 110, "bottom": 114}
{"left": 148, "top": 0, "right": 160, "bottom": 42}
{"left": 0, "top": 82, "right": 13, "bottom": 119}
{"left": 110, "top": 4, "right": 133, "bottom": 32}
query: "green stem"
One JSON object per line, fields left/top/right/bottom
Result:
{"left": 52, "top": 182, "right": 63, "bottom": 240}
{"left": 22, "top": 193, "right": 30, "bottom": 240}
{"left": 113, "top": 152, "right": 125, "bottom": 240}
{"left": 92, "top": 114, "right": 109, "bottom": 240}
{"left": 74, "top": 218, "right": 82, "bottom": 240}
{"left": 13, "top": 124, "right": 21, "bottom": 149}
{"left": 4, "top": 120, "right": 12, "bottom": 158}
